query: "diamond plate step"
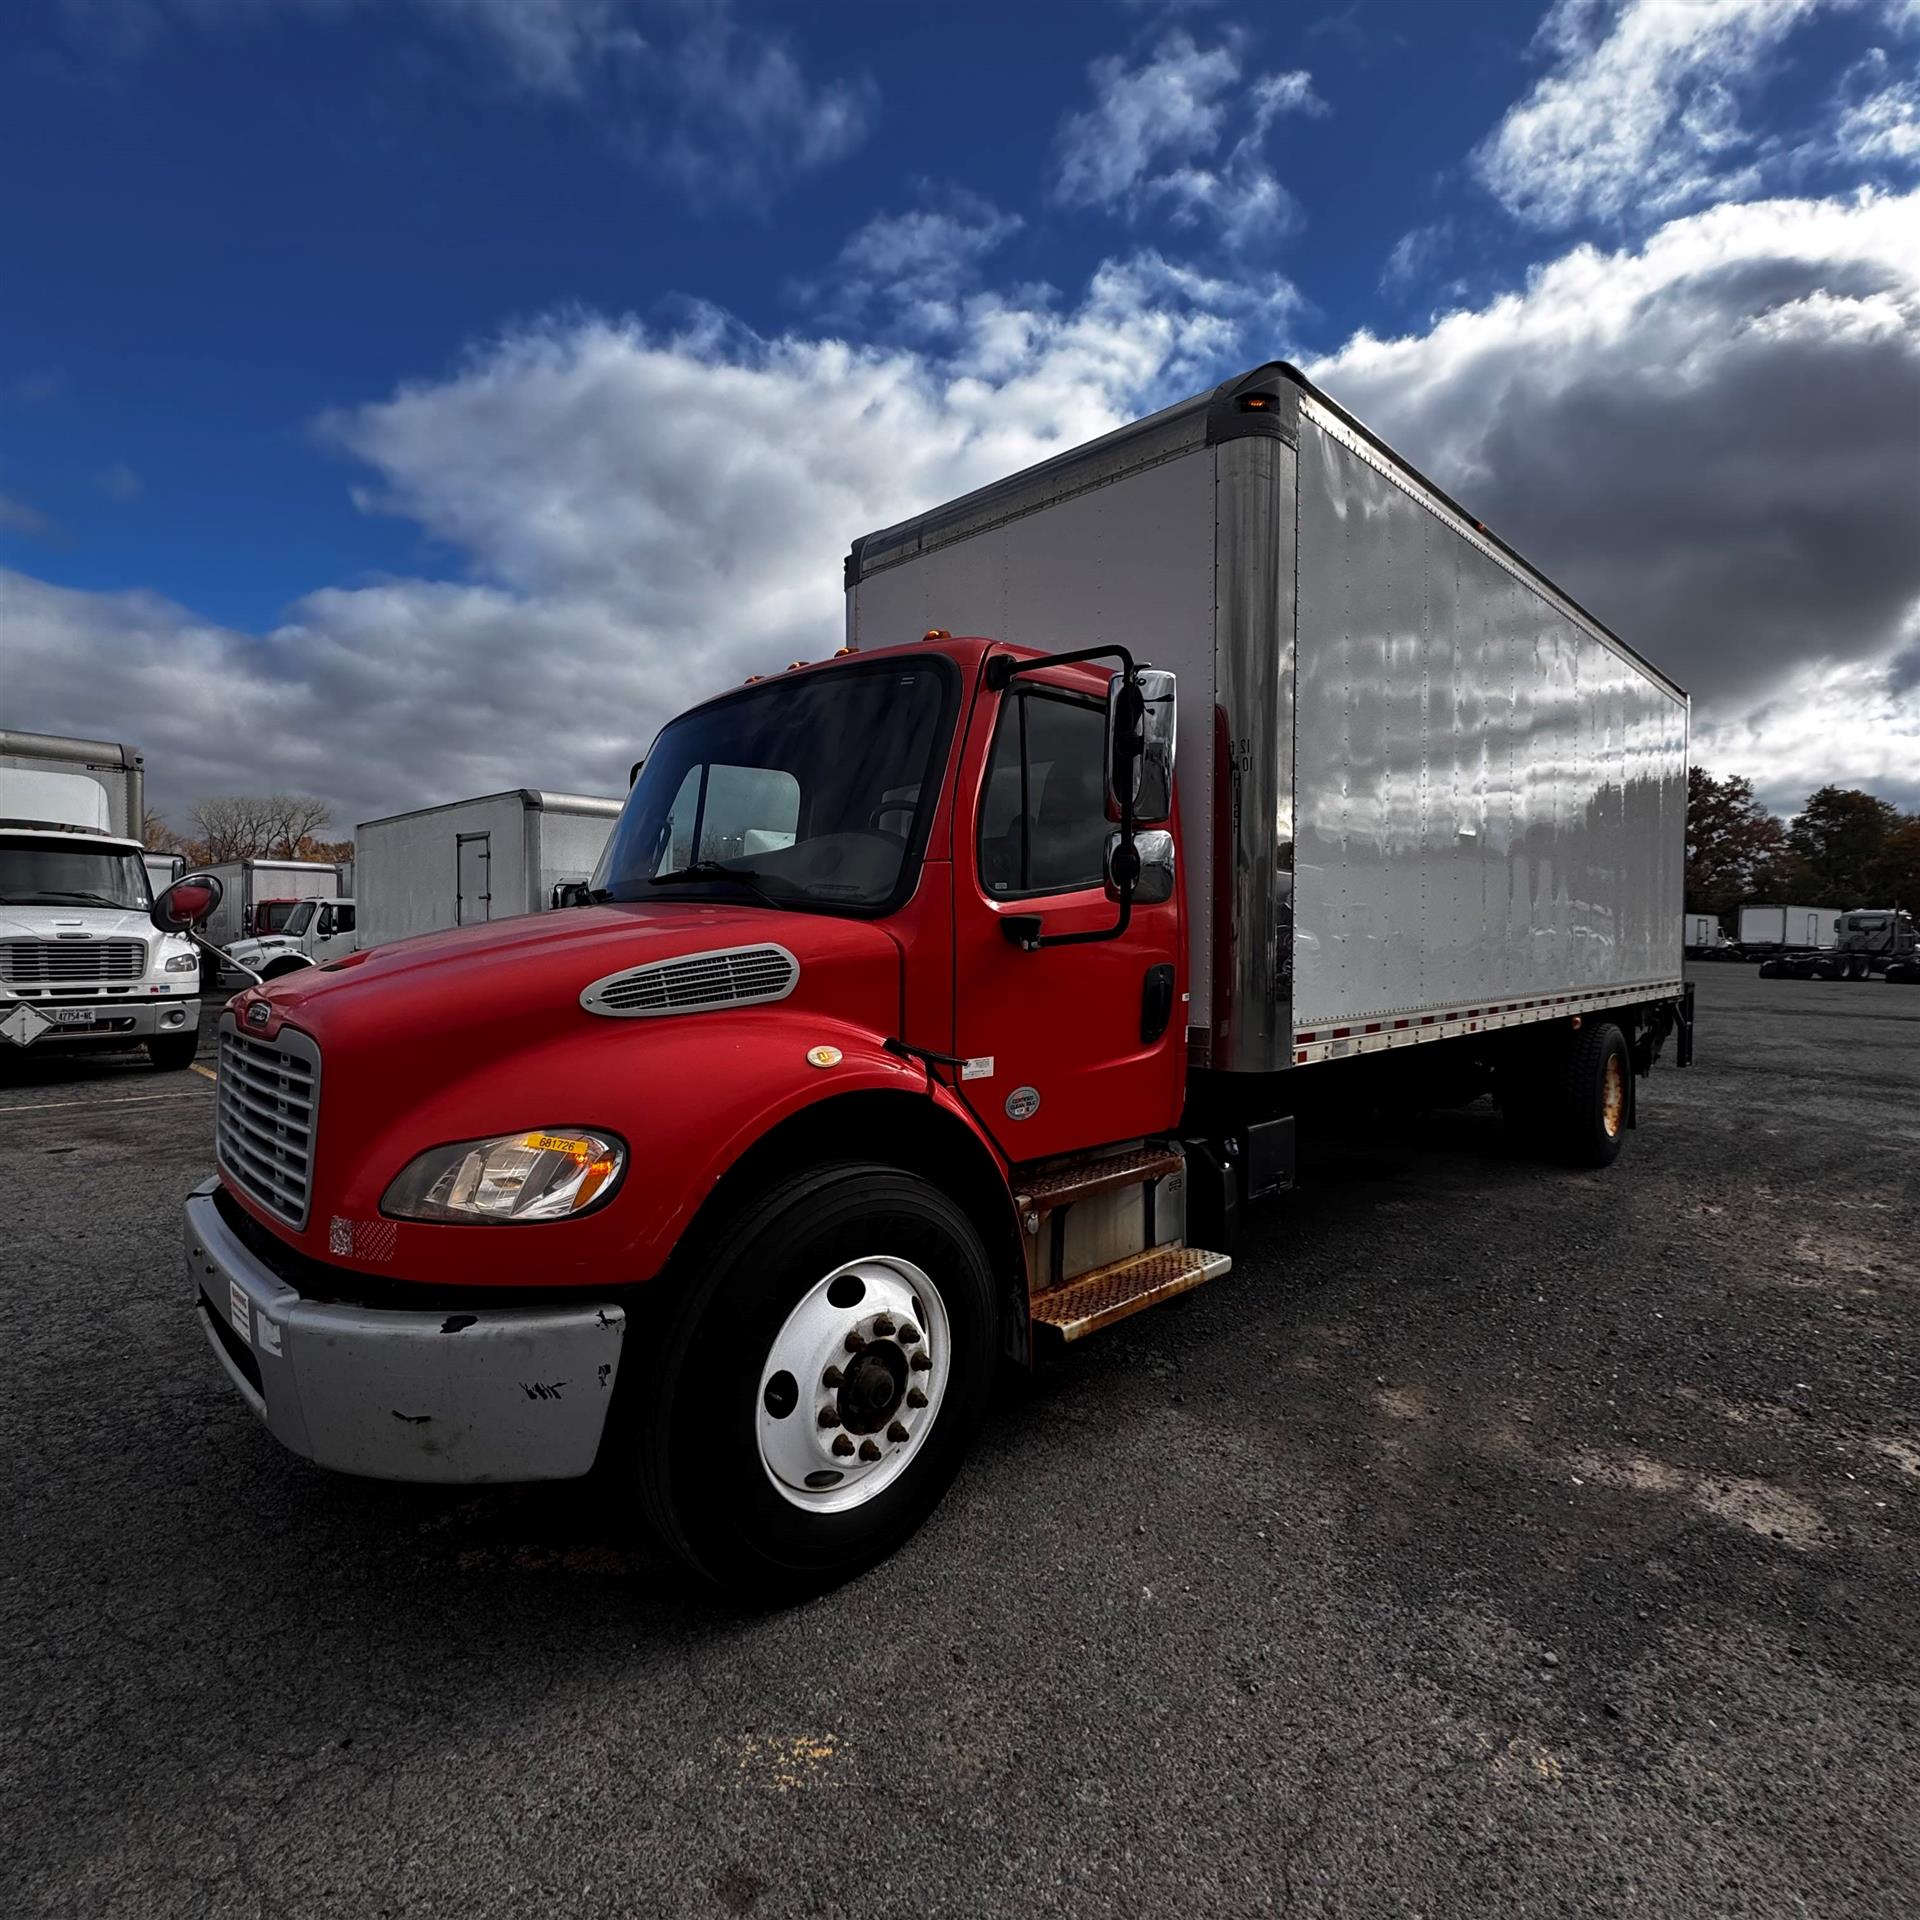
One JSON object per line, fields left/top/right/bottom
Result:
{"left": 1031, "top": 1245, "right": 1232, "bottom": 1344}
{"left": 1014, "top": 1144, "right": 1185, "bottom": 1219}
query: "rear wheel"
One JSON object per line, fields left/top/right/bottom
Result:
{"left": 146, "top": 1030, "right": 199, "bottom": 1071}
{"left": 633, "top": 1163, "right": 998, "bottom": 1601}
{"left": 1558, "top": 1022, "right": 1630, "bottom": 1167}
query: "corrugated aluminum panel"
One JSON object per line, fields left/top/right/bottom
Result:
{"left": 1292, "top": 405, "right": 1686, "bottom": 1031}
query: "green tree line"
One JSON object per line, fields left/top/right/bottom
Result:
{"left": 1688, "top": 771, "right": 1920, "bottom": 914}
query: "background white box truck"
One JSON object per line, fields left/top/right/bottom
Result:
{"left": 355, "top": 789, "right": 621, "bottom": 948}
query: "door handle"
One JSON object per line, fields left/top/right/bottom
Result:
{"left": 1141, "top": 964, "right": 1176, "bottom": 1045}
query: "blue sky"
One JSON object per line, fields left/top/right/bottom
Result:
{"left": 4, "top": 0, "right": 1919, "bottom": 829}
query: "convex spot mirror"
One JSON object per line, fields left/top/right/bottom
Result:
{"left": 151, "top": 873, "right": 222, "bottom": 933}
{"left": 1105, "top": 829, "right": 1176, "bottom": 906}
{"left": 1104, "top": 669, "right": 1176, "bottom": 825}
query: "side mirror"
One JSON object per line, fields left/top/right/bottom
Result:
{"left": 1105, "top": 669, "right": 1177, "bottom": 826}
{"left": 1106, "top": 829, "right": 1175, "bottom": 906}
{"left": 552, "top": 881, "right": 591, "bottom": 910}
{"left": 151, "top": 873, "right": 222, "bottom": 933}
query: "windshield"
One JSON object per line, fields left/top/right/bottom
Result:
{"left": 592, "top": 659, "right": 955, "bottom": 914}
{"left": 0, "top": 836, "right": 152, "bottom": 910}
{"left": 282, "top": 900, "right": 318, "bottom": 937}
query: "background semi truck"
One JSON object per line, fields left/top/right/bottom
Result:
{"left": 196, "top": 857, "right": 348, "bottom": 986}
{"left": 175, "top": 361, "right": 1690, "bottom": 1595}
{"left": 1759, "top": 908, "right": 1918, "bottom": 980}
{"left": 354, "top": 789, "right": 620, "bottom": 947}
{"left": 1, "top": 759, "right": 201, "bottom": 1069}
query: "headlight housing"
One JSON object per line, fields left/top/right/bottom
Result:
{"left": 381, "top": 1129, "right": 625, "bottom": 1224}
{"left": 164, "top": 952, "right": 200, "bottom": 973}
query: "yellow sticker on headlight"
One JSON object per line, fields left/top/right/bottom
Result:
{"left": 524, "top": 1132, "right": 593, "bottom": 1156}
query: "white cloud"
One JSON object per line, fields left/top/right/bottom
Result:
{"left": 96, "top": 462, "right": 144, "bottom": 502}
{"left": 4, "top": 253, "right": 1296, "bottom": 833}
{"left": 1379, "top": 220, "right": 1454, "bottom": 295}
{"left": 809, "top": 190, "right": 1025, "bottom": 334}
{"left": 59, "top": 0, "right": 870, "bottom": 201}
{"left": 1476, "top": 0, "right": 1833, "bottom": 228}
{"left": 1053, "top": 32, "right": 1324, "bottom": 240}
{"left": 1831, "top": 48, "right": 1920, "bottom": 165}
{"left": 0, "top": 494, "right": 56, "bottom": 539}
{"left": 1313, "top": 185, "right": 1920, "bottom": 809}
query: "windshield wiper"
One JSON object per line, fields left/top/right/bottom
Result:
{"left": 648, "top": 860, "right": 789, "bottom": 912}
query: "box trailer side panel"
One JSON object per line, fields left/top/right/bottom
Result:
{"left": 1291, "top": 405, "right": 1686, "bottom": 1031}
{"left": 360, "top": 796, "right": 521, "bottom": 946}
{"left": 848, "top": 450, "right": 1221, "bottom": 1025}
{"left": 527, "top": 799, "right": 620, "bottom": 911}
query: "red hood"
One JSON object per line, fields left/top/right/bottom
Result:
{"left": 242, "top": 900, "right": 901, "bottom": 1049}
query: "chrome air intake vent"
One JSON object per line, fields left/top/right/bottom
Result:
{"left": 581, "top": 944, "right": 799, "bottom": 1019}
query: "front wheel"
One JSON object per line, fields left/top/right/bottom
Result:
{"left": 146, "top": 1029, "right": 200, "bottom": 1071}
{"left": 633, "top": 1163, "right": 999, "bottom": 1600}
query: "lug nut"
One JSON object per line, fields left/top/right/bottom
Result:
{"left": 822, "top": 1365, "right": 845, "bottom": 1388}
{"left": 872, "top": 1314, "right": 896, "bottom": 1337}
{"left": 910, "top": 1351, "right": 932, "bottom": 1372}
{"left": 887, "top": 1421, "right": 910, "bottom": 1444}
{"left": 845, "top": 1331, "right": 867, "bottom": 1353}
{"left": 817, "top": 1407, "right": 841, "bottom": 1428}
{"left": 858, "top": 1439, "right": 882, "bottom": 1463}
{"left": 832, "top": 1434, "right": 855, "bottom": 1457}
{"left": 906, "top": 1388, "right": 928, "bottom": 1409}
{"left": 897, "top": 1324, "right": 921, "bottom": 1346}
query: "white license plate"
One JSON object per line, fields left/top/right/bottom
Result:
{"left": 45, "top": 1008, "right": 96, "bottom": 1025}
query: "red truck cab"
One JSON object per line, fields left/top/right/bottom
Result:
{"left": 179, "top": 637, "right": 1206, "bottom": 1593}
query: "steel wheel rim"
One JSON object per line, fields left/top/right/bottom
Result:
{"left": 1601, "top": 1053, "right": 1625, "bottom": 1138}
{"left": 756, "top": 1255, "right": 951, "bottom": 1514}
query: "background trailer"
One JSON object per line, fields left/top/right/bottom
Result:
{"left": 355, "top": 789, "right": 620, "bottom": 948}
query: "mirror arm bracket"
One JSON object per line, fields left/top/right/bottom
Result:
{"left": 191, "top": 930, "right": 262, "bottom": 986}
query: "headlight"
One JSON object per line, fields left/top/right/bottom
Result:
{"left": 381, "top": 1129, "right": 625, "bottom": 1224}
{"left": 164, "top": 952, "right": 200, "bottom": 973}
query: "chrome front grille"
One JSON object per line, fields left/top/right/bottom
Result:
{"left": 0, "top": 938, "right": 147, "bottom": 984}
{"left": 581, "top": 944, "right": 799, "bottom": 1018}
{"left": 216, "top": 1021, "right": 320, "bottom": 1229}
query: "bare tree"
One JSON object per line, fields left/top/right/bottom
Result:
{"left": 141, "top": 808, "right": 183, "bottom": 853}
{"left": 262, "top": 795, "right": 334, "bottom": 859}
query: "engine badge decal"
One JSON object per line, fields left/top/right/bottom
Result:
{"left": 806, "top": 1045, "right": 843, "bottom": 1069}
{"left": 1005, "top": 1085, "right": 1040, "bottom": 1121}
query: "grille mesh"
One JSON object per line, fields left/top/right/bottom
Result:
{"left": 582, "top": 944, "right": 799, "bottom": 1018}
{"left": 0, "top": 938, "right": 146, "bottom": 983}
{"left": 216, "top": 1021, "right": 320, "bottom": 1229}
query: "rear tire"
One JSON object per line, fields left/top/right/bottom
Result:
{"left": 1558, "top": 1022, "right": 1630, "bottom": 1167}
{"left": 146, "top": 1030, "right": 199, "bottom": 1071}
{"left": 632, "top": 1162, "right": 999, "bottom": 1602}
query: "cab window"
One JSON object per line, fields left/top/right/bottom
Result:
{"left": 979, "top": 691, "right": 1109, "bottom": 897}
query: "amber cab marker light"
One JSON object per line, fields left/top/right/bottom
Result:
{"left": 923, "top": 628, "right": 950, "bottom": 640}
{"left": 1238, "top": 393, "right": 1273, "bottom": 411}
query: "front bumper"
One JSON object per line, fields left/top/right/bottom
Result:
{"left": 0, "top": 995, "right": 199, "bottom": 1048}
{"left": 184, "top": 1178, "right": 627, "bottom": 1483}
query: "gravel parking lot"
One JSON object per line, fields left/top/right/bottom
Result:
{"left": 4, "top": 965, "right": 1917, "bottom": 1918}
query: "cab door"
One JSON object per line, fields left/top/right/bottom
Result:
{"left": 950, "top": 673, "right": 1183, "bottom": 1164}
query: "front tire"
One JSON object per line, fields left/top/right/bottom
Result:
{"left": 633, "top": 1163, "right": 999, "bottom": 1600}
{"left": 146, "top": 1030, "right": 199, "bottom": 1071}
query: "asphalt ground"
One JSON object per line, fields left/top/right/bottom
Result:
{"left": 3, "top": 965, "right": 1916, "bottom": 1918}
